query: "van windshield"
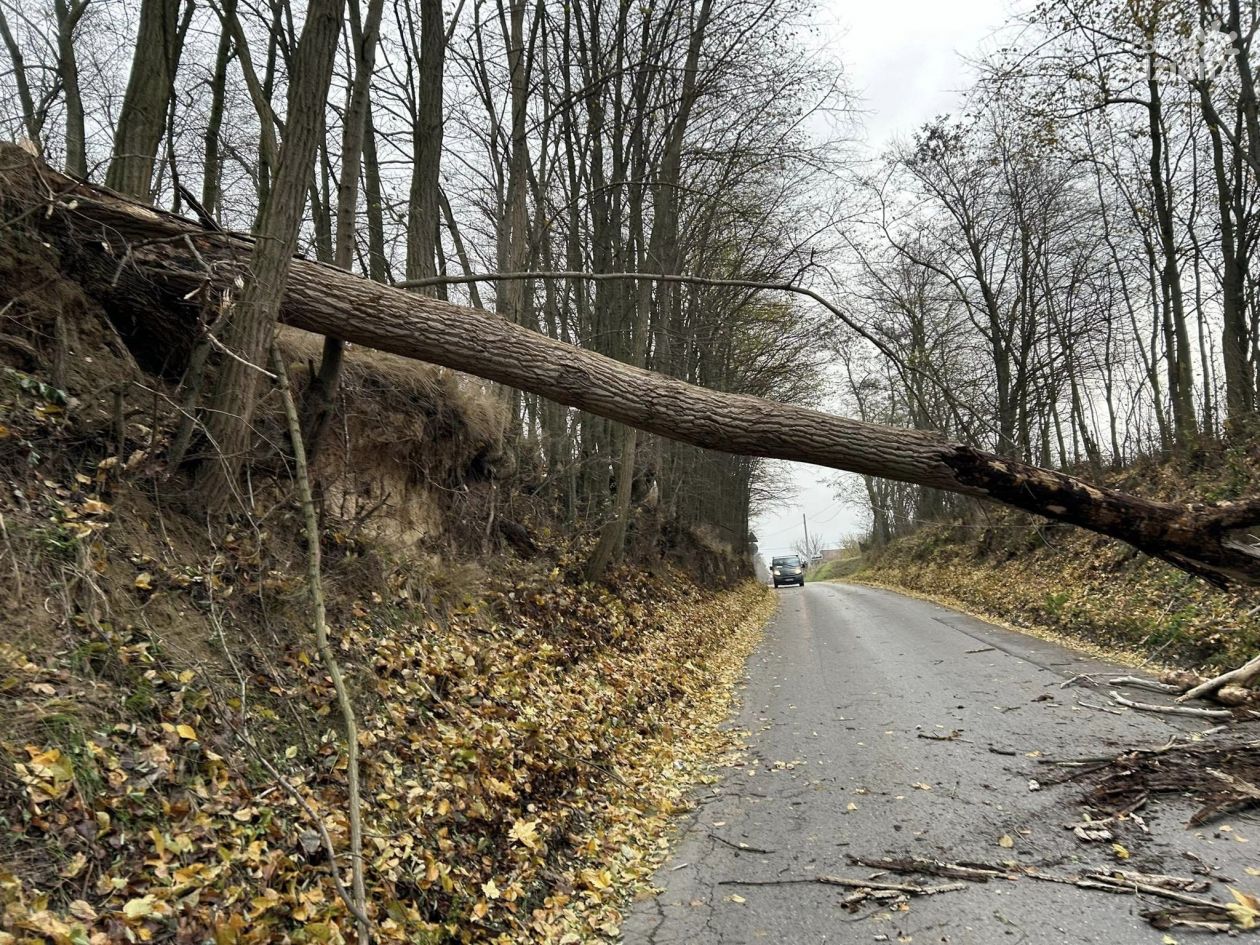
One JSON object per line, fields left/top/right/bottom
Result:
{"left": 772, "top": 556, "right": 801, "bottom": 567}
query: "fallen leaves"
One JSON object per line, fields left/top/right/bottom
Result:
{"left": 509, "top": 817, "right": 541, "bottom": 850}
{"left": 0, "top": 556, "right": 773, "bottom": 944}
{"left": 1228, "top": 888, "right": 1260, "bottom": 929}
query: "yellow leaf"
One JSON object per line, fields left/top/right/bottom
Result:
{"left": 580, "top": 868, "right": 612, "bottom": 891}
{"left": 123, "top": 895, "right": 156, "bottom": 920}
{"left": 729, "top": 894, "right": 746, "bottom": 904}
{"left": 846, "top": 802, "right": 858, "bottom": 812}
{"left": 81, "top": 499, "right": 111, "bottom": 515}
{"left": 27, "top": 746, "right": 73, "bottom": 783}
{"left": 482, "top": 879, "right": 500, "bottom": 899}
{"left": 285, "top": 745, "right": 298, "bottom": 759}
{"left": 134, "top": 572, "right": 153, "bottom": 590}
{"left": 1228, "top": 888, "right": 1260, "bottom": 929}
{"left": 998, "top": 834, "right": 1015, "bottom": 849}
{"left": 69, "top": 899, "right": 98, "bottom": 921}
{"left": 59, "top": 851, "right": 87, "bottom": 878}
{"left": 1112, "top": 843, "right": 1130, "bottom": 860}
{"left": 509, "top": 818, "right": 540, "bottom": 850}
{"left": 1246, "top": 867, "right": 1260, "bottom": 877}
{"left": 176, "top": 724, "right": 197, "bottom": 740}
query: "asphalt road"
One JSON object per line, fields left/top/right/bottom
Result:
{"left": 622, "top": 582, "right": 1260, "bottom": 945}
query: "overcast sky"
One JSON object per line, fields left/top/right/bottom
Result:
{"left": 750, "top": 0, "right": 1011, "bottom": 560}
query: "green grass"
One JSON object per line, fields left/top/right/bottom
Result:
{"left": 806, "top": 556, "right": 864, "bottom": 582}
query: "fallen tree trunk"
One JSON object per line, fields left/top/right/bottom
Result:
{"left": 4, "top": 143, "right": 1260, "bottom": 586}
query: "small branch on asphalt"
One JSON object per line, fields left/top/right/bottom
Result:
{"left": 1059, "top": 673, "right": 1102, "bottom": 689}
{"left": 707, "top": 832, "right": 776, "bottom": 855}
{"left": 719, "top": 875, "right": 966, "bottom": 896}
{"left": 1108, "top": 691, "right": 1234, "bottom": 719}
{"left": 917, "top": 730, "right": 966, "bottom": 742}
{"left": 1108, "top": 869, "right": 1210, "bottom": 893}
{"left": 1108, "top": 676, "right": 1185, "bottom": 695}
{"left": 1177, "top": 654, "right": 1260, "bottom": 703}
{"left": 1022, "top": 870, "right": 1226, "bottom": 909}
{"left": 817, "top": 875, "right": 968, "bottom": 895}
{"left": 847, "top": 855, "right": 1016, "bottom": 882}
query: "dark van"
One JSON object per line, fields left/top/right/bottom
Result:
{"left": 771, "top": 555, "right": 805, "bottom": 588}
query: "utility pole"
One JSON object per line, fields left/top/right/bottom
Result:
{"left": 802, "top": 513, "right": 811, "bottom": 558}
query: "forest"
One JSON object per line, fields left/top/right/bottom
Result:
{"left": 0, "top": 0, "right": 842, "bottom": 579}
{"left": 4, "top": 0, "right": 1260, "bottom": 581}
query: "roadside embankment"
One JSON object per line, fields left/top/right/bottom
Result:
{"left": 852, "top": 451, "right": 1260, "bottom": 674}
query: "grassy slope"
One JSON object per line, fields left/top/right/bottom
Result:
{"left": 853, "top": 450, "right": 1260, "bottom": 674}
{"left": 805, "top": 557, "right": 863, "bottom": 583}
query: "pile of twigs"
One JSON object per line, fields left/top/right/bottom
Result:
{"left": 1047, "top": 736, "right": 1260, "bottom": 827}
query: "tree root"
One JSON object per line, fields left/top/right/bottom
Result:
{"left": 1177, "top": 654, "right": 1260, "bottom": 703}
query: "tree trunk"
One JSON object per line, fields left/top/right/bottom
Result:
{"left": 304, "top": 0, "right": 386, "bottom": 453}
{"left": 1201, "top": 83, "right": 1254, "bottom": 427}
{"left": 404, "top": 0, "right": 446, "bottom": 293}
{"left": 53, "top": 0, "right": 89, "bottom": 177}
{"left": 8, "top": 146, "right": 1260, "bottom": 586}
{"left": 1147, "top": 66, "right": 1198, "bottom": 446}
{"left": 190, "top": 0, "right": 347, "bottom": 510}
{"left": 106, "top": 0, "right": 187, "bottom": 201}
{"left": 362, "top": 107, "right": 388, "bottom": 283}
{"left": 200, "top": 5, "right": 233, "bottom": 220}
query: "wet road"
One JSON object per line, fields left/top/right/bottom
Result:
{"left": 622, "top": 582, "right": 1259, "bottom": 945}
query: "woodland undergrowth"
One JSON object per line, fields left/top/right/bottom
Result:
{"left": 0, "top": 233, "right": 771, "bottom": 944}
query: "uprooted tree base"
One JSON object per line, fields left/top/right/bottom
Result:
{"left": 4, "top": 143, "right": 1260, "bottom": 587}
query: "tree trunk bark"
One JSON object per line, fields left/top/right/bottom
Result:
{"left": 304, "top": 0, "right": 386, "bottom": 453}
{"left": 404, "top": 0, "right": 446, "bottom": 293}
{"left": 53, "top": 0, "right": 89, "bottom": 177}
{"left": 106, "top": 0, "right": 187, "bottom": 201}
{"left": 7, "top": 145, "right": 1260, "bottom": 586}
{"left": 200, "top": 4, "right": 233, "bottom": 220}
{"left": 188, "top": 0, "right": 347, "bottom": 510}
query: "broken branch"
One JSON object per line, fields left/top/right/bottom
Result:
{"left": 1108, "top": 691, "right": 1233, "bottom": 719}
{"left": 1177, "top": 654, "right": 1260, "bottom": 703}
